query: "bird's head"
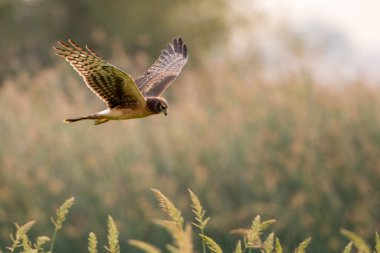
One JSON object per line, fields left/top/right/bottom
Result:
{"left": 147, "top": 97, "right": 169, "bottom": 116}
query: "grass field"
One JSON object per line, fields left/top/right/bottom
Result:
{"left": 0, "top": 55, "right": 379, "bottom": 252}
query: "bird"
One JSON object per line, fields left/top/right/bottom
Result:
{"left": 53, "top": 37, "right": 188, "bottom": 125}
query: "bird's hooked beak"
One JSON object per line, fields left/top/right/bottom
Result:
{"left": 163, "top": 108, "right": 168, "bottom": 116}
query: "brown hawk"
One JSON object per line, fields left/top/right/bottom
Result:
{"left": 53, "top": 37, "right": 188, "bottom": 125}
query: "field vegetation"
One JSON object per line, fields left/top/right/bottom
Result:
{"left": 5, "top": 191, "right": 380, "bottom": 253}
{"left": 1, "top": 0, "right": 379, "bottom": 252}
{"left": 1, "top": 54, "right": 380, "bottom": 252}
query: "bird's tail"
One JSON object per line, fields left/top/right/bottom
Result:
{"left": 63, "top": 114, "right": 109, "bottom": 125}
{"left": 63, "top": 116, "right": 90, "bottom": 123}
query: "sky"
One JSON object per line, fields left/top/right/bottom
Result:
{"left": 259, "top": 0, "right": 380, "bottom": 55}
{"left": 243, "top": 0, "right": 380, "bottom": 83}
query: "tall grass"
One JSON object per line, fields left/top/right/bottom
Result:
{"left": 0, "top": 56, "right": 380, "bottom": 252}
{"left": 4, "top": 191, "right": 379, "bottom": 253}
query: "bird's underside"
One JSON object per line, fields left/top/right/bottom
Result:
{"left": 64, "top": 107, "right": 156, "bottom": 125}
{"left": 53, "top": 37, "right": 188, "bottom": 125}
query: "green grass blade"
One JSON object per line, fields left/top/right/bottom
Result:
{"left": 341, "top": 229, "right": 370, "bottom": 253}
{"left": 129, "top": 239, "right": 161, "bottom": 253}
{"left": 342, "top": 241, "right": 353, "bottom": 253}
{"left": 105, "top": 216, "right": 120, "bottom": 253}
{"left": 275, "top": 237, "right": 283, "bottom": 253}
{"left": 294, "top": 237, "right": 311, "bottom": 253}
{"left": 374, "top": 232, "right": 380, "bottom": 253}
{"left": 199, "top": 234, "right": 223, "bottom": 253}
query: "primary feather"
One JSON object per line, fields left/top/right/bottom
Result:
{"left": 135, "top": 37, "right": 188, "bottom": 96}
{"left": 53, "top": 40, "right": 145, "bottom": 108}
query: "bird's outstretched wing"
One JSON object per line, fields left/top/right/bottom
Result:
{"left": 53, "top": 40, "right": 145, "bottom": 108}
{"left": 135, "top": 37, "right": 188, "bottom": 97}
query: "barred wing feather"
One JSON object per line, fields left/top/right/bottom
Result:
{"left": 53, "top": 40, "right": 145, "bottom": 108}
{"left": 135, "top": 37, "right": 188, "bottom": 97}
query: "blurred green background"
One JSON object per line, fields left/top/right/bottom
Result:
{"left": 0, "top": 0, "right": 379, "bottom": 252}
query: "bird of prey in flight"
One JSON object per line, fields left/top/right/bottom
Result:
{"left": 53, "top": 37, "right": 188, "bottom": 125}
